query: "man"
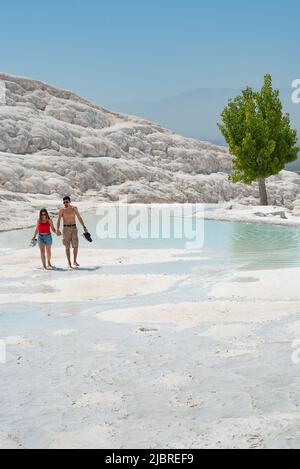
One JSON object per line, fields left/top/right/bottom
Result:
{"left": 57, "top": 196, "right": 88, "bottom": 269}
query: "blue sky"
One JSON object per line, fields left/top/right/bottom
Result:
{"left": 0, "top": 0, "right": 299, "bottom": 104}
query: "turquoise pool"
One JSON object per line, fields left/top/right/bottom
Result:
{"left": 1, "top": 212, "right": 300, "bottom": 271}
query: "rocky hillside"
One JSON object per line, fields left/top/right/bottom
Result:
{"left": 1, "top": 73, "right": 300, "bottom": 228}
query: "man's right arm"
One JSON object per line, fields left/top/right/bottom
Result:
{"left": 57, "top": 210, "right": 63, "bottom": 236}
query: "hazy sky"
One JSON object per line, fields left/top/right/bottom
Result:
{"left": 1, "top": 0, "right": 299, "bottom": 104}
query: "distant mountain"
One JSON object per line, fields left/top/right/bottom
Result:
{"left": 109, "top": 87, "right": 300, "bottom": 147}
{"left": 286, "top": 158, "right": 300, "bottom": 173}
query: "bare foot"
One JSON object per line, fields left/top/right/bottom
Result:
{"left": 67, "top": 264, "right": 72, "bottom": 271}
{"left": 73, "top": 262, "right": 80, "bottom": 268}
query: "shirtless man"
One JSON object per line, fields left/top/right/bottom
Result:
{"left": 57, "top": 196, "right": 88, "bottom": 269}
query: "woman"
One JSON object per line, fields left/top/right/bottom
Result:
{"left": 32, "top": 209, "right": 57, "bottom": 270}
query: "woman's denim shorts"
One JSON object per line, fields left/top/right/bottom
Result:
{"left": 38, "top": 234, "right": 53, "bottom": 246}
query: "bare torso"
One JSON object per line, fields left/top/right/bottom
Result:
{"left": 61, "top": 206, "right": 77, "bottom": 225}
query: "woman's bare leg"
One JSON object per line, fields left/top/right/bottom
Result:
{"left": 46, "top": 245, "right": 53, "bottom": 268}
{"left": 39, "top": 245, "right": 47, "bottom": 269}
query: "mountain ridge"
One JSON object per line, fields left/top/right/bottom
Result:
{"left": 109, "top": 86, "right": 300, "bottom": 145}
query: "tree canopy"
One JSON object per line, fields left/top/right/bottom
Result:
{"left": 218, "top": 74, "right": 299, "bottom": 205}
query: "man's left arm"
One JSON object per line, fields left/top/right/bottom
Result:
{"left": 74, "top": 207, "right": 87, "bottom": 232}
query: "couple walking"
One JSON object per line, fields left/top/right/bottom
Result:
{"left": 32, "top": 196, "right": 89, "bottom": 270}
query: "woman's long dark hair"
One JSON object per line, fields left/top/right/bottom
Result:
{"left": 39, "top": 209, "right": 50, "bottom": 224}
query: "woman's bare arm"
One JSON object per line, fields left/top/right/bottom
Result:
{"left": 50, "top": 219, "right": 57, "bottom": 234}
{"left": 33, "top": 220, "right": 39, "bottom": 239}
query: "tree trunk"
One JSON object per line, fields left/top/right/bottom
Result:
{"left": 258, "top": 178, "right": 268, "bottom": 206}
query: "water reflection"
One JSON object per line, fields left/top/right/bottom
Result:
{"left": 229, "top": 222, "right": 300, "bottom": 269}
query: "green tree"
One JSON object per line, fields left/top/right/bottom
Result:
{"left": 218, "top": 74, "right": 299, "bottom": 205}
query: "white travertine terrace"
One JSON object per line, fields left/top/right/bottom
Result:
{"left": 1, "top": 73, "right": 300, "bottom": 230}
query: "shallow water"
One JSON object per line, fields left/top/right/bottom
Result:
{"left": 1, "top": 211, "right": 300, "bottom": 271}
{"left": 204, "top": 220, "right": 300, "bottom": 270}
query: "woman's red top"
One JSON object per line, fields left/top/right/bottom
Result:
{"left": 38, "top": 221, "right": 51, "bottom": 235}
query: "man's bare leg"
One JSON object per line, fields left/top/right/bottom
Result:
{"left": 66, "top": 246, "right": 72, "bottom": 270}
{"left": 73, "top": 247, "right": 79, "bottom": 267}
{"left": 39, "top": 245, "right": 47, "bottom": 270}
